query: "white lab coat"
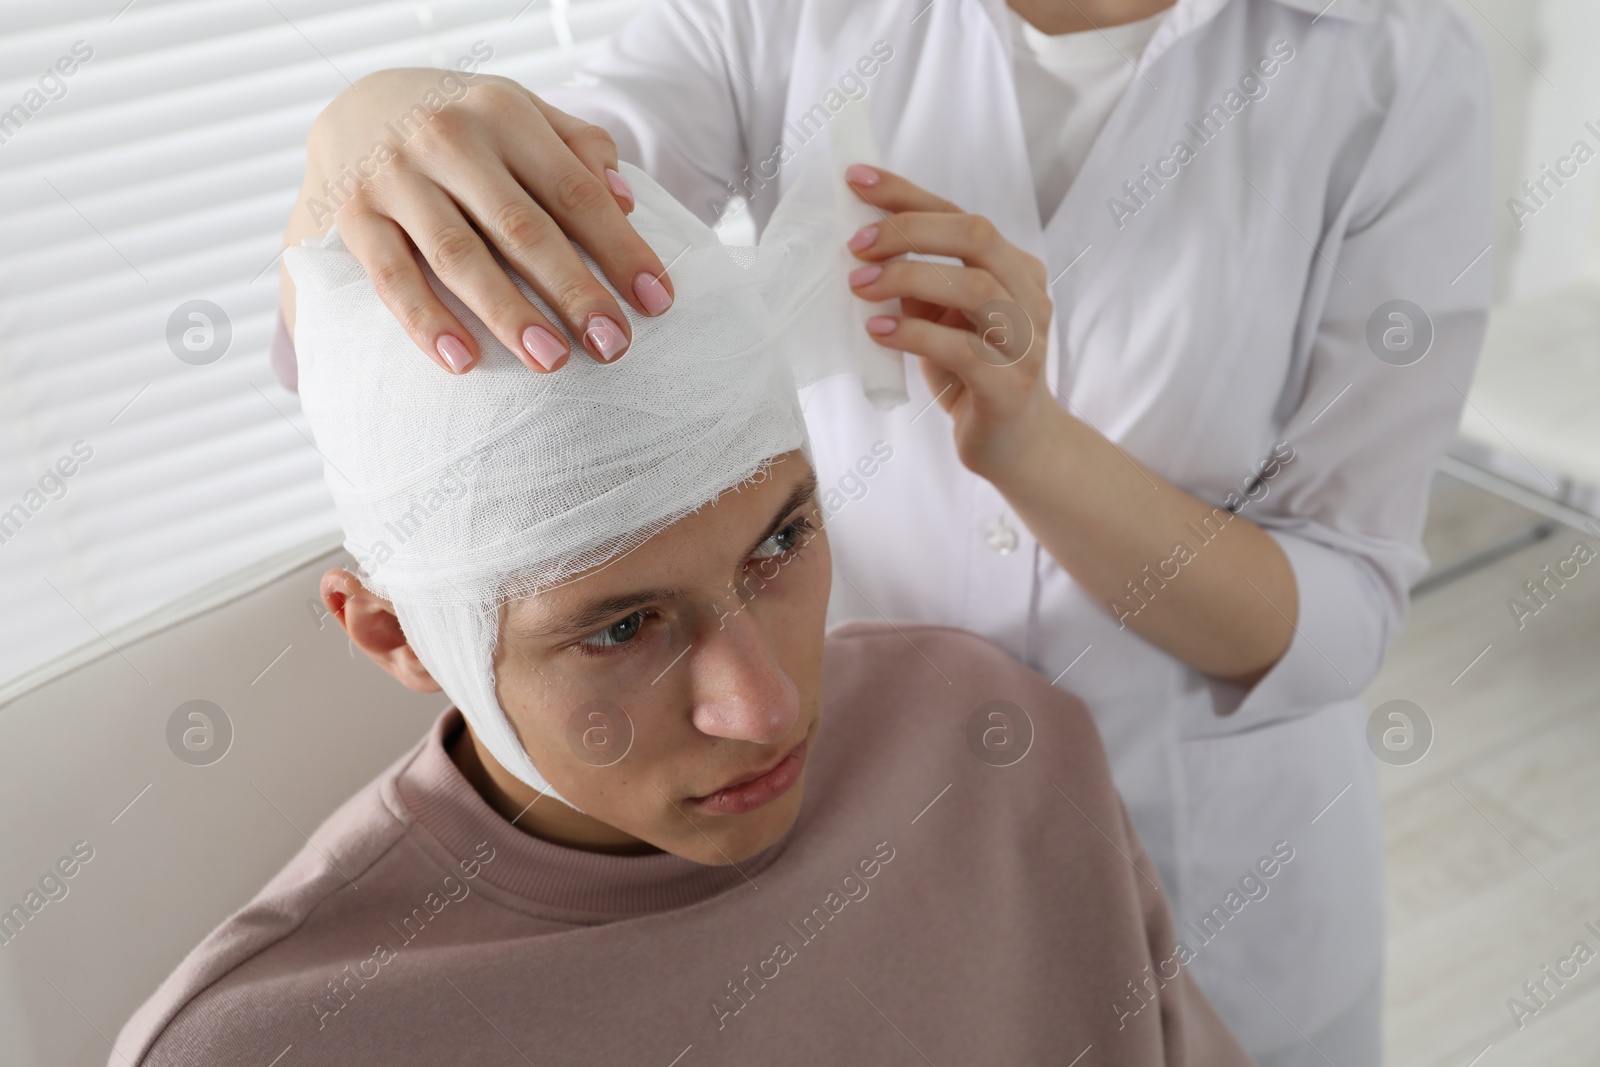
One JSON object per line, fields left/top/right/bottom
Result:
{"left": 548, "top": 0, "right": 1492, "bottom": 1057}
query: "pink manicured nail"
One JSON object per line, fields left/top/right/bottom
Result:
{"left": 866, "top": 316, "right": 897, "bottom": 335}
{"left": 849, "top": 265, "right": 882, "bottom": 287}
{"left": 436, "top": 334, "right": 474, "bottom": 373}
{"left": 848, "top": 225, "right": 878, "bottom": 251}
{"left": 522, "top": 325, "right": 568, "bottom": 370}
{"left": 584, "top": 314, "right": 629, "bottom": 361}
{"left": 845, "top": 164, "right": 880, "bottom": 187}
{"left": 633, "top": 270, "right": 673, "bottom": 315}
{"left": 605, "top": 167, "right": 634, "bottom": 205}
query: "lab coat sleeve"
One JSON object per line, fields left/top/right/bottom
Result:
{"left": 1209, "top": 9, "right": 1494, "bottom": 732}
{"left": 542, "top": 0, "right": 789, "bottom": 225}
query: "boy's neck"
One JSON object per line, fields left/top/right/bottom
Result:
{"left": 445, "top": 718, "right": 661, "bottom": 856}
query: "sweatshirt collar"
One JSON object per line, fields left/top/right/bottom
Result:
{"left": 393, "top": 709, "right": 793, "bottom": 922}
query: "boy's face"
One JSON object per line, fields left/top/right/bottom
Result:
{"left": 486, "top": 450, "right": 830, "bottom": 865}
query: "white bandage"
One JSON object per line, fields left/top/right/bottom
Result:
{"left": 288, "top": 102, "right": 903, "bottom": 810}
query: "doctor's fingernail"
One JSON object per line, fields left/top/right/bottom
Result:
{"left": 633, "top": 270, "right": 673, "bottom": 315}
{"left": 848, "top": 225, "right": 879, "bottom": 251}
{"left": 849, "top": 265, "right": 882, "bottom": 287}
{"left": 604, "top": 167, "right": 634, "bottom": 205}
{"left": 866, "top": 316, "right": 898, "bottom": 335}
{"left": 522, "top": 326, "right": 569, "bottom": 371}
{"left": 436, "top": 334, "right": 474, "bottom": 373}
{"left": 584, "top": 314, "right": 629, "bottom": 361}
{"left": 845, "top": 164, "right": 880, "bottom": 187}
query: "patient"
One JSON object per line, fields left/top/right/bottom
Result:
{"left": 111, "top": 162, "right": 1252, "bottom": 1066}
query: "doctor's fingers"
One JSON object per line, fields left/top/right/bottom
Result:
{"left": 500, "top": 102, "right": 679, "bottom": 321}
{"left": 443, "top": 149, "right": 668, "bottom": 366}
{"left": 863, "top": 304, "right": 1045, "bottom": 405}
{"left": 848, "top": 211, "right": 1048, "bottom": 307}
{"left": 844, "top": 163, "right": 962, "bottom": 213}
{"left": 852, "top": 258, "right": 1011, "bottom": 318}
{"left": 423, "top": 79, "right": 665, "bottom": 313}
{"left": 851, "top": 259, "right": 1049, "bottom": 367}
{"left": 374, "top": 175, "right": 598, "bottom": 372}
{"left": 524, "top": 96, "right": 635, "bottom": 214}
{"left": 337, "top": 204, "right": 489, "bottom": 375}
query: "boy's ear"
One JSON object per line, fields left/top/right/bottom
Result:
{"left": 320, "top": 568, "right": 441, "bottom": 693}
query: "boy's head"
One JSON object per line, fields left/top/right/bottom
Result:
{"left": 324, "top": 449, "right": 829, "bottom": 864}
{"left": 289, "top": 156, "right": 894, "bottom": 864}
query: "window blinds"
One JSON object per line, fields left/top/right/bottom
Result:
{"left": 0, "top": 0, "right": 647, "bottom": 696}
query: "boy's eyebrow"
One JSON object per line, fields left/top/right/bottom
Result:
{"left": 525, "top": 469, "right": 821, "bottom": 641}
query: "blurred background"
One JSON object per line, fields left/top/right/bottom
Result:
{"left": 0, "top": 1, "right": 1597, "bottom": 1064}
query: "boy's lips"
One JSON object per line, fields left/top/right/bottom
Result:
{"left": 688, "top": 736, "right": 809, "bottom": 815}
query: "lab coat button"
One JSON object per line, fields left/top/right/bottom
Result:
{"left": 984, "top": 513, "right": 1019, "bottom": 554}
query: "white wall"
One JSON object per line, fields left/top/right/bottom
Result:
{"left": 0, "top": 546, "right": 444, "bottom": 1067}
{"left": 1455, "top": 0, "right": 1600, "bottom": 302}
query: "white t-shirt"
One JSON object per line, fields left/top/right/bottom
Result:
{"left": 1009, "top": 6, "right": 1169, "bottom": 223}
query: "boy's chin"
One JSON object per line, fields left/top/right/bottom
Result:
{"left": 672, "top": 791, "right": 806, "bottom": 866}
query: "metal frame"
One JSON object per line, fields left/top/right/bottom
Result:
{"left": 1410, "top": 454, "right": 1600, "bottom": 598}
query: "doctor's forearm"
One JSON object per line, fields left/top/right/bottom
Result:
{"left": 838, "top": 164, "right": 1297, "bottom": 685}
{"left": 986, "top": 400, "right": 1298, "bottom": 687}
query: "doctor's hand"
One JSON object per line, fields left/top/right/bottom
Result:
{"left": 844, "top": 163, "right": 1056, "bottom": 479}
{"left": 847, "top": 163, "right": 1297, "bottom": 688}
{"left": 280, "top": 68, "right": 675, "bottom": 376}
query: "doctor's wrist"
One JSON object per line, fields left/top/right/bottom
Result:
{"left": 959, "top": 384, "right": 1070, "bottom": 488}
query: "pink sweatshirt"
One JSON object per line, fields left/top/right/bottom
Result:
{"left": 112, "top": 622, "right": 1252, "bottom": 1065}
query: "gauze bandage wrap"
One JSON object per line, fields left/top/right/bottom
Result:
{"left": 288, "top": 106, "right": 903, "bottom": 811}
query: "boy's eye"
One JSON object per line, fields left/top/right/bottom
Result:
{"left": 580, "top": 611, "right": 645, "bottom": 649}
{"left": 751, "top": 518, "right": 809, "bottom": 561}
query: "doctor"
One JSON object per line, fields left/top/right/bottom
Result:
{"left": 276, "top": 0, "right": 1492, "bottom": 1062}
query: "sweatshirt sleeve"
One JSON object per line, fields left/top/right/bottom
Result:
{"left": 1202, "top": 6, "right": 1494, "bottom": 733}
